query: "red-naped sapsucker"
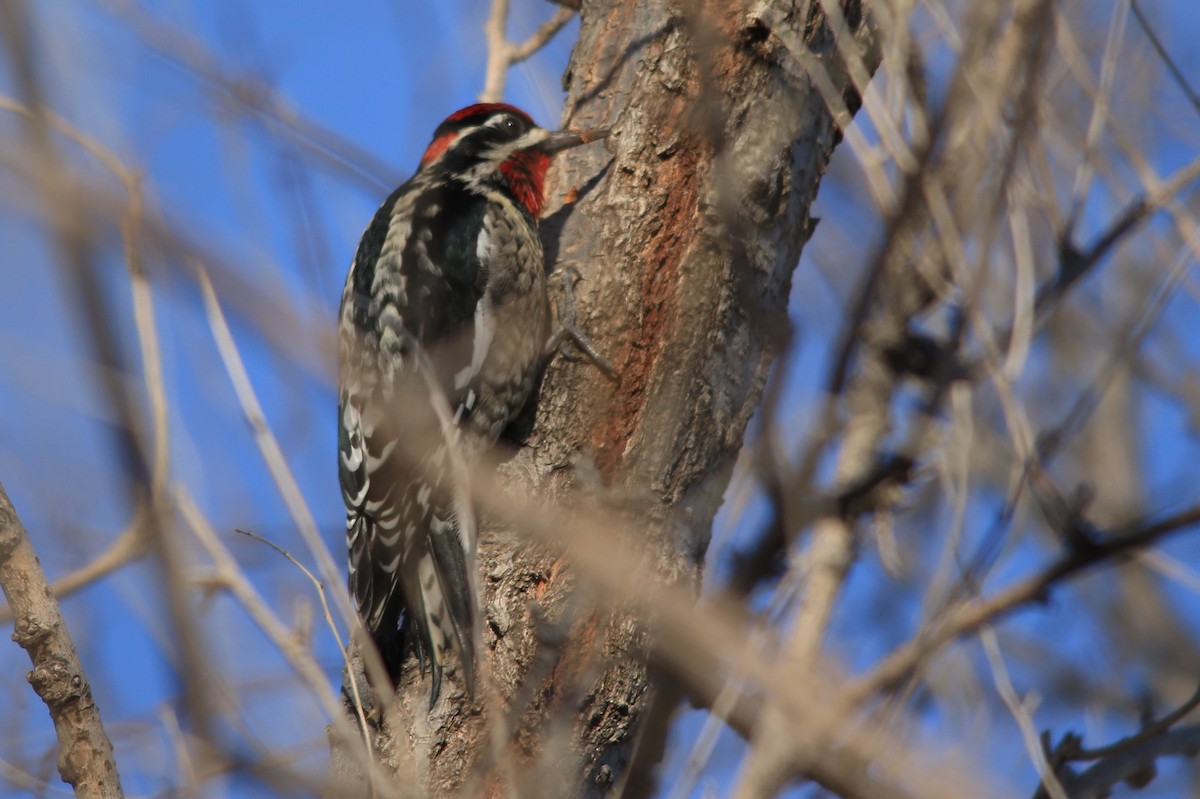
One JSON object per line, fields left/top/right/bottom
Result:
{"left": 338, "top": 103, "right": 607, "bottom": 705}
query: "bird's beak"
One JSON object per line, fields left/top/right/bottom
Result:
{"left": 539, "top": 127, "right": 611, "bottom": 155}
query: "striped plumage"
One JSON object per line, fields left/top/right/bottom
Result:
{"left": 338, "top": 103, "right": 607, "bottom": 705}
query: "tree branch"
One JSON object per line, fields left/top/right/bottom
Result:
{"left": 0, "top": 482, "right": 124, "bottom": 798}
{"left": 1060, "top": 725, "right": 1200, "bottom": 799}
{"left": 849, "top": 504, "right": 1200, "bottom": 705}
{"left": 481, "top": 0, "right": 576, "bottom": 102}
{"left": 92, "top": 0, "right": 404, "bottom": 191}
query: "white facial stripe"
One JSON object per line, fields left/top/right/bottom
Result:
{"left": 427, "top": 121, "right": 547, "bottom": 167}
{"left": 454, "top": 124, "right": 483, "bottom": 139}
{"left": 483, "top": 128, "right": 549, "bottom": 162}
{"left": 513, "top": 127, "right": 549, "bottom": 149}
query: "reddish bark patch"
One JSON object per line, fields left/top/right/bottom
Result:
{"left": 483, "top": 776, "right": 505, "bottom": 799}
{"left": 533, "top": 556, "right": 566, "bottom": 600}
{"left": 550, "top": 612, "right": 600, "bottom": 697}
{"left": 590, "top": 117, "right": 704, "bottom": 480}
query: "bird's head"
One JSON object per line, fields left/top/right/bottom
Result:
{"left": 418, "top": 103, "right": 608, "bottom": 217}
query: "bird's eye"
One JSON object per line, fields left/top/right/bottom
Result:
{"left": 489, "top": 114, "right": 523, "bottom": 136}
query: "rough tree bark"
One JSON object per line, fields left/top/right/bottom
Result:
{"left": 329, "top": 1, "right": 878, "bottom": 795}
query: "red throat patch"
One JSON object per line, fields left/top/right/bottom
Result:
{"left": 499, "top": 150, "right": 552, "bottom": 218}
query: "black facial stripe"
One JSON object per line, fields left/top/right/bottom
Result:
{"left": 433, "top": 111, "right": 530, "bottom": 145}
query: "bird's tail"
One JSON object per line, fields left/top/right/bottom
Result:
{"left": 351, "top": 506, "right": 477, "bottom": 705}
{"left": 427, "top": 494, "right": 478, "bottom": 697}
{"left": 404, "top": 523, "right": 476, "bottom": 705}
{"left": 407, "top": 364, "right": 481, "bottom": 705}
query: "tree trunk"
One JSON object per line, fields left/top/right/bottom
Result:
{"left": 329, "top": 1, "right": 878, "bottom": 795}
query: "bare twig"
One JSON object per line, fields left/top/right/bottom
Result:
{"left": 1039, "top": 681, "right": 1200, "bottom": 797}
{"left": 195, "top": 265, "right": 357, "bottom": 631}
{"left": 233, "top": 526, "right": 376, "bottom": 773}
{"left": 1063, "top": 725, "right": 1200, "bottom": 799}
{"left": 374, "top": 417, "right": 993, "bottom": 799}
{"left": 1130, "top": 0, "right": 1200, "bottom": 114}
{"left": 481, "top": 0, "right": 575, "bottom": 102}
{"left": 0, "top": 482, "right": 125, "bottom": 798}
{"left": 1063, "top": 0, "right": 1128, "bottom": 236}
{"left": 982, "top": 628, "right": 1069, "bottom": 799}
{"left": 1078, "top": 683, "right": 1200, "bottom": 761}
{"left": 0, "top": 513, "right": 146, "bottom": 624}
{"left": 197, "top": 269, "right": 410, "bottom": 793}
{"left": 849, "top": 504, "right": 1200, "bottom": 705}
{"left": 88, "top": 0, "right": 403, "bottom": 191}
{"left": 174, "top": 489, "right": 404, "bottom": 799}
{"left": 1039, "top": 154, "right": 1200, "bottom": 321}
{"left": 0, "top": 92, "right": 171, "bottom": 622}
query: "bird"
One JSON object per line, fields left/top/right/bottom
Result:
{"left": 337, "top": 103, "right": 608, "bottom": 705}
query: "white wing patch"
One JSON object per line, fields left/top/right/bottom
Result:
{"left": 454, "top": 298, "right": 494, "bottom": 391}
{"left": 453, "top": 223, "right": 497, "bottom": 391}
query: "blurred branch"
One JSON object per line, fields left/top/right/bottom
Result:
{"left": 90, "top": 0, "right": 403, "bottom": 191}
{"left": 1042, "top": 154, "right": 1200, "bottom": 321}
{"left": 0, "top": 514, "right": 146, "bottom": 625}
{"left": 2, "top": 0, "right": 150, "bottom": 508}
{"left": 159, "top": 706, "right": 199, "bottom": 796}
{"left": 481, "top": 0, "right": 575, "bottom": 102}
{"left": 1053, "top": 14, "right": 1200, "bottom": 273}
{"left": 0, "top": 481, "right": 125, "bottom": 798}
{"left": 0, "top": 93, "right": 169, "bottom": 621}
{"left": 982, "top": 627, "right": 1069, "bottom": 799}
{"left": 732, "top": 0, "right": 1057, "bottom": 789}
{"left": 0, "top": 140, "right": 335, "bottom": 386}
{"left": 458, "top": 445, "right": 987, "bottom": 799}
{"left": 1034, "top": 242, "right": 1193, "bottom": 470}
{"left": 0, "top": 758, "right": 52, "bottom": 795}
{"left": 1062, "top": 0, "right": 1128, "bottom": 238}
{"left": 1051, "top": 726, "right": 1200, "bottom": 799}
{"left": 233, "top": 526, "right": 376, "bottom": 768}
{"left": 0, "top": 83, "right": 173, "bottom": 621}
{"left": 0, "top": 95, "right": 136, "bottom": 184}
{"left": 849, "top": 504, "right": 1200, "bottom": 705}
{"left": 1075, "top": 683, "right": 1200, "bottom": 761}
{"left": 3, "top": 0, "right": 217, "bottom": 751}
{"left": 1130, "top": 0, "right": 1200, "bottom": 113}
{"left": 174, "top": 489, "right": 403, "bottom": 798}
{"left": 1040, "top": 684, "right": 1200, "bottom": 797}
{"left": 196, "top": 266, "right": 355, "bottom": 629}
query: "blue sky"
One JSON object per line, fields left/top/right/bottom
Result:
{"left": 2, "top": 1, "right": 1200, "bottom": 797}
